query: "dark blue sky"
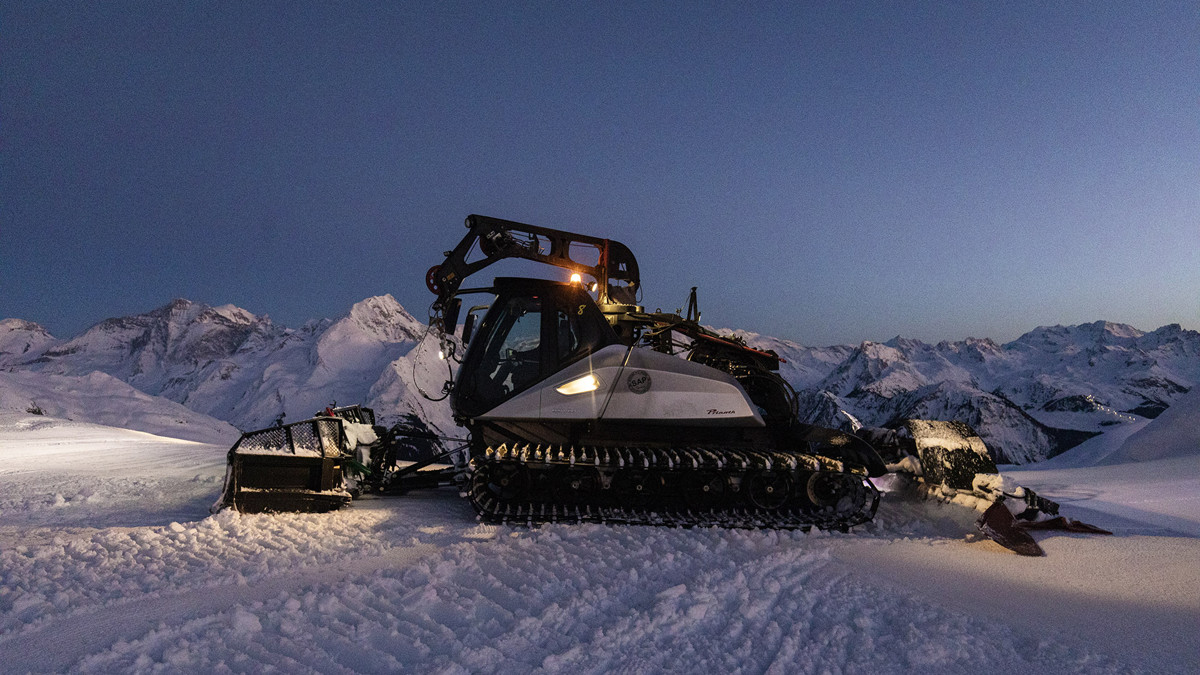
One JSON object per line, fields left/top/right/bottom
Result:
{"left": 4, "top": 2, "right": 1197, "bottom": 346}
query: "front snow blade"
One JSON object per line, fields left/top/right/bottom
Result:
{"left": 977, "top": 501, "right": 1044, "bottom": 556}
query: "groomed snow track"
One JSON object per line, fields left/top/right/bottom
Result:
{"left": 467, "top": 443, "right": 880, "bottom": 531}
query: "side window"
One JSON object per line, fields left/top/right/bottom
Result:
{"left": 497, "top": 300, "right": 541, "bottom": 356}
{"left": 554, "top": 294, "right": 617, "bottom": 367}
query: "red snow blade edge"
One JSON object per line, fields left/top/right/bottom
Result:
{"left": 977, "top": 502, "right": 1045, "bottom": 556}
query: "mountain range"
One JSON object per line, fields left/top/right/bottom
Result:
{"left": 3, "top": 298, "right": 1197, "bottom": 463}
{"left": 0, "top": 297, "right": 456, "bottom": 443}
{"left": 722, "top": 321, "right": 1198, "bottom": 462}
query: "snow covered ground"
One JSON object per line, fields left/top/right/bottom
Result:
{"left": 1, "top": 412, "right": 1196, "bottom": 673}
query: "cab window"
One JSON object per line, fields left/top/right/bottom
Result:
{"left": 472, "top": 295, "right": 543, "bottom": 405}
{"left": 554, "top": 292, "right": 618, "bottom": 368}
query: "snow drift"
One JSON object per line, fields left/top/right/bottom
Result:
{"left": 0, "top": 412, "right": 1196, "bottom": 672}
{"left": 1109, "top": 385, "right": 1200, "bottom": 463}
{"left": 0, "top": 370, "right": 238, "bottom": 444}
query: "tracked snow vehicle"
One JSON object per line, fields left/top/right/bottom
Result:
{"left": 217, "top": 215, "right": 1109, "bottom": 555}
{"left": 422, "top": 215, "right": 886, "bottom": 530}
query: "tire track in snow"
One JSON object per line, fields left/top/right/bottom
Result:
{"left": 0, "top": 543, "right": 436, "bottom": 673}
{"left": 828, "top": 535, "right": 1200, "bottom": 671}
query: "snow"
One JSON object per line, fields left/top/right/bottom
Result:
{"left": 0, "top": 370, "right": 239, "bottom": 445}
{"left": 8, "top": 296, "right": 1198, "bottom": 465}
{"left": 5, "top": 296, "right": 456, "bottom": 436}
{"left": 1, "top": 413, "right": 1197, "bottom": 673}
{"left": 728, "top": 321, "right": 1200, "bottom": 464}
{"left": 1109, "top": 385, "right": 1200, "bottom": 463}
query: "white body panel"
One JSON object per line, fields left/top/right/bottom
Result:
{"left": 479, "top": 344, "right": 764, "bottom": 426}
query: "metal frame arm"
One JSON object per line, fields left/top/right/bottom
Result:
{"left": 427, "top": 215, "right": 640, "bottom": 316}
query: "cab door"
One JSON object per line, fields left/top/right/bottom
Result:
{"left": 451, "top": 278, "right": 618, "bottom": 420}
{"left": 452, "top": 289, "right": 545, "bottom": 419}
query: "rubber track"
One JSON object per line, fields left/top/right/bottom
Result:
{"left": 466, "top": 443, "right": 880, "bottom": 532}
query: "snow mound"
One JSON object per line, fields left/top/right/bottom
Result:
{"left": 1109, "top": 386, "right": 1200, "bottom": 463}
{"left": 0, "top": 370, "right": 239, "bottom": 444}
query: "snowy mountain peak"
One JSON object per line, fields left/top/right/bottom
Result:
{"left": 3, "top": 295, "right": 462, "bottom": 433}
{"left": 820, "top": 341, "right": 926, "bottom": 400}
{"left": 342, "top": 295, "right": 425, "bottom": 343}
{"left": 883, "top": 335, "right": 925, "bottom": 352}
{"left": 20, "top": 299, "right": 273, "bottom": 398}
{"left": 1151, "top": 323, "right": 1184, "bottom": 336}
{"left": 1130, "top": 323, "right": 1200, "bottom": 355}
{"left": 119, "top": 299, "right": 258, "bottom": 334}
{"left": 207, "top": 303, "right": 258, "bottom": 325}
{"left": 934, "top": 337, "right": 1003, "bottom": 364}
{"left": 0, "top": 318, "right": 58, "bottom": 366}
{"left": 1089, "top": 320, "right": 1144, "bottom": 340}
{"left": 855, "top": 340, "right": 902, "bottom": 360}
{"left": 1008, "top": 321, "right": 1146, "bottom": 353}
{"left": 144, "top": 298, "right": 208, "bottom": 326}
{"left": 954, "top": 336, "right": 1002, "bottom": 352}
{"left": 0, "top": 318, "right": 52, "bottom": 334}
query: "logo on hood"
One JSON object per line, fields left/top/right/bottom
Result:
{"left": 627, "top": 370, "right": 651, "bottom": 394}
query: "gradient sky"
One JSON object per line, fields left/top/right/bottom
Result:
{"left": 4, "top": 2, "right": 1198, "bottom": 346}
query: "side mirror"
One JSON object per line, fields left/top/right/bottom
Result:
{"left": 460, "top": 309, "right": 475, "bottom": 341}
{"left": 462, "top": 304, "right": 489, "bottom": 345}
{"left": 442, "top": 298, "right": 461, "bottom": 336}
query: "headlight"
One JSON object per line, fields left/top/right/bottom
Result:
{"left": 555, "top": 374, "right": 599, "bottom": 395}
